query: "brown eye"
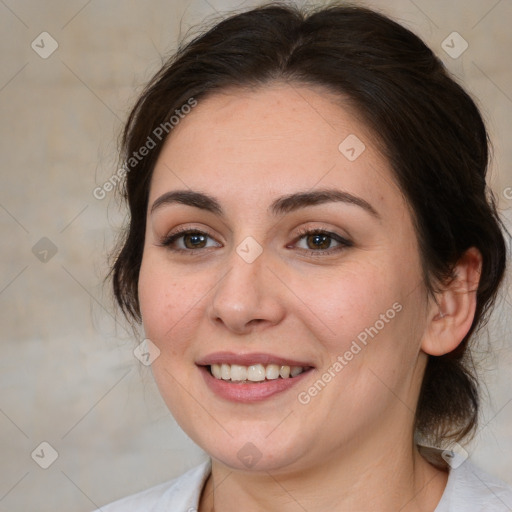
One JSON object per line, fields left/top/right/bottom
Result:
{"left": 293, "top": 229, "right": 353, "bottom": 254}
{"left": 183, "top": 232, "right": 207, "bottom": 249}
{"left": 306, "top": 233, "right": 332, "bottom": 250}
{"left": 160, "top": 229, "right": 221, "bottom": 251}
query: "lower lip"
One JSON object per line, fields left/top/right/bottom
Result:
{"left": 199, "top": 366, "right": 313, "bottom": 403}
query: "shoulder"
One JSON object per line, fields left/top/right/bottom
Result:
{"left": 436, "top": 455, "right": 512, "bottom": 511}
{"left": 91, "top": 459, "right": 211, "bottom": 512}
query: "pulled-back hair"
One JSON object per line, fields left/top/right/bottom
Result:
{"left": 109, "top": 1, "right": 508, "bottom": 447}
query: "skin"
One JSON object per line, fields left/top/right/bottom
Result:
{"left": 138, "top": 82, "right": 482, "bottom": 511}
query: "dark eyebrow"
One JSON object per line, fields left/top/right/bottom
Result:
{"left": 269, "top": 189, "right": 380, "bottom": 219}
{"left": 150, "top": 190, "right": 223, "bottom": 216}
{"left": 150, "top": 188, "right": 379, "bottom": 219}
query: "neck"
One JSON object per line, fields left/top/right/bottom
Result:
{"left": 200, "top": 438, "right": 448, "bottom": 512}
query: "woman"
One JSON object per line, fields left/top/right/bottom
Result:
{"left": 98, "top": 2, "right": 512, "bottom": 510}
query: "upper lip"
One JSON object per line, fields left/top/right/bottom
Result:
{"left": 196, "top": 352, "right": 314, "bottom": 368}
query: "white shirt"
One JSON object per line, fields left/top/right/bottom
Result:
{"left": 94, "top": 455, "right": 512, "bottom": 511}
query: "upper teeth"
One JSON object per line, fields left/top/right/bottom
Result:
{"left": 210, "top": 363, "right": 305, "bottom": 382}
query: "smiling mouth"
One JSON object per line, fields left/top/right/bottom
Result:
{"left": 208, "top": 363, "right": 312, "bottom": 383}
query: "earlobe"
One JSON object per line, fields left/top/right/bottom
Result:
{"left": 421, "top": 247, "right": 482, "bottom": 357}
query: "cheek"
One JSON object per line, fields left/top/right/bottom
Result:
{"left": 289, "top": 261, "right": 399, "bottom": 346}
{"left": 138, "top": 253, "right": 203, "bottom": 355}
{"left": 292, "top": 255, "right": 424, "bottom": 391}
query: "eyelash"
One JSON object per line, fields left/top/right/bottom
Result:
{"left": 159, "top": 227, "right": 218, "bottom": 255}
{"left": 292, "top": 227, "right": 353, "bottom": 256}
{"left": 159, "top": 226, "right": 353, "bottom": 256}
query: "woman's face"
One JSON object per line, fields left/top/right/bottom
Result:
{"left": 138, "top": 83, "right": 432, "bottom": 473}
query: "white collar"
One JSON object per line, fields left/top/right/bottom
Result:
{"left": 98, "top": 454, "right": 512, "bottom": 511}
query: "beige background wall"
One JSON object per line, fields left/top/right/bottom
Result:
{"left": 0, "top": 0, "right": 511, "bottom": 510}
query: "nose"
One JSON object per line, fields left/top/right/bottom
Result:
{"left": 207, "top": 247, "right": 286, "bottom": 335}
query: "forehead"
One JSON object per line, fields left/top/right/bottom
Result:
{"left": 149, "top": 83, "right": 401, "bottom": 215}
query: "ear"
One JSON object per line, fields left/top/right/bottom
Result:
{"left": 421, "top": 247, "right": 483, "bottom": 356}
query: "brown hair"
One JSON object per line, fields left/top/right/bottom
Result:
{"left": 108, "top": 1, "right": 508, "bottom": 446}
